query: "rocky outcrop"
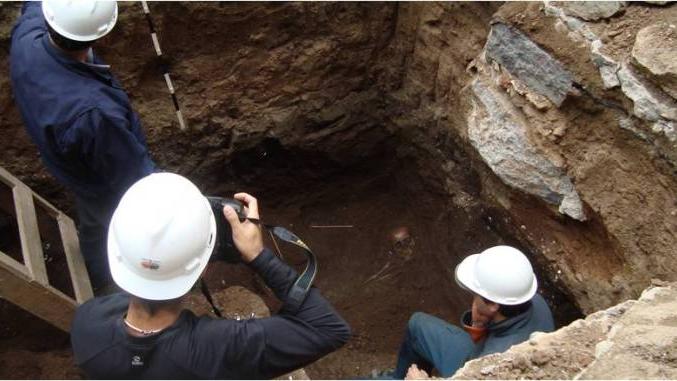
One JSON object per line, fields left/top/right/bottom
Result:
{"left": 484, "top": 22, "right": 574, "bottom": 107}
{"left": 632, "top": 22, "right": 677, "bottom": 99}
{"left": 550, "top": 1, "right": 627, "bottom": 21}
{"left": 468, "top": 79, "right": 585, "bottom": 221}
{"left": 617, "top": 62, "right": 677, "bottom": 142}
{"left": 452, "top": 282, "right": 677, "bottom": 379}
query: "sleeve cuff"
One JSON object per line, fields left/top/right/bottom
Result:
{"left": 248, "top": 248, "right": 275, "bottom": 271}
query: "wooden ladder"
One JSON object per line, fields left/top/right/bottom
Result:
{"left": 0, "top": 166, "right": 93, "bottom": 332}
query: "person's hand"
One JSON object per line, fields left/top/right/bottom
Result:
{"left": 405, "top": 364, "right": 430, "bottom": 380}
{"left": 471, "top": 295, "right": 493, "bottom": 328}
{"left": 222, "top": 192, "right": 264, "bottom": 263}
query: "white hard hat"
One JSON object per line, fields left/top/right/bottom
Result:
{"left": 108, "top": 173, "right": 216, "bottom": 301}
{"left": 454, "top": 245, "right": 537, "bottom": 305}
{"left": 42, "top": 0, "right": 118, "bottom": 42}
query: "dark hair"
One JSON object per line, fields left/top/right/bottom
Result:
{"left": 483, "top": 297, "right": 532, "bottom": 319}
{"left": 131, "top": 296, "right": 182, "bottom": 316}
{"left": 47, "top": 24, "right": 94, "bottom": 52}
{"left": 498, "top": 301, "right": 532, "bottom": 318}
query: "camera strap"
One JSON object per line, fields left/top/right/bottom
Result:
{"left": 247, "top": 220, "right": 318, "bottom": 313}
{"left": 199, "top": 219, "right": 317, "bottom": 316}
{"left": 267, "top": 225, "right": 318, "bottom": 313}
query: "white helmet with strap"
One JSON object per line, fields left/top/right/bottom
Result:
{"left": 42, "top": 0, "right": 118, "bottom": 42}
{"left": 455, "top": 245, "right": 537, "bottom": 305}
{"left": 108, "top": 172, "right": 216, "bottom": 300}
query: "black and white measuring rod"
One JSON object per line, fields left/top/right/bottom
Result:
{"left": 141, "top": 1, "right": 187, "bottom": 130}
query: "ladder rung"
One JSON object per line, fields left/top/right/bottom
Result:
{"left": 58, "top": 214, "right": 94, "bottom": 303}
{"left": 0, "top": 252, "right": 76, "bottom": 332}
{"left": 13, "top": 185, "right": 49, "bottom": 285}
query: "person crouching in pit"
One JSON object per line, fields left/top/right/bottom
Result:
{"left": 394, "top": 246, "right": 555, "bottom": 379}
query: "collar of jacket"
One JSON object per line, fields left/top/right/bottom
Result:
{"left": 486, "top": 302, "right": 534, "bottom": 337}
{"left": 41, "top": 33, "right": 120, "bottom": 88}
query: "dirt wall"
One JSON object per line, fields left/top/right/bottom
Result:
{"left": 1, "top": 1, "right": 676, "bottom": 319}
{"left": 374, "top": 1, "right": 677, "bottom": 313}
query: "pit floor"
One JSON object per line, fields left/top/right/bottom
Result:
{"left": 0, "top": 156, "right": 581, "bottom": 379}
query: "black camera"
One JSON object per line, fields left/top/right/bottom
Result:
{"left": 207, "top": 197, "right": 247, "bottom": 263}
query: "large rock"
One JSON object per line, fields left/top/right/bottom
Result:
{"left": 549, "top": 1, "right": 627, "bottom": 21}
{"left": 617, "top": 62, "right": 677, "bottom": 142}
{"left": 485, "top": 22, "right": 574, "bottom": 106}
{"left": 468, "top": 79, "right": 586, "bottom": 221}
{"left": 632, "top": 22, "right": 677, "bottom": 99}
{"left": 578, "top": 283, "right": 677, "bottom": 379}
{"left": 453, "top": 282, "right": 677, "bottom": 379}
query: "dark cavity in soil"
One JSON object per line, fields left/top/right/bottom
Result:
{"left": 0, "top": 134, "right": 583, "bottom": 379}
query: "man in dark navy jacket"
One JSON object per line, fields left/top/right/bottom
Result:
{"left": 71, "top": 173, "right": 351, "bottom": 379}
{"left": 10, "top": 1, "right": 155, "bottom": 290}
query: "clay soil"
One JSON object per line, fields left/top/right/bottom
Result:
{"left": 0, "top": 141, "right": 581, "bottom": 379}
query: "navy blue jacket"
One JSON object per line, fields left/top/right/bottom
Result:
{"left": 71, "top": 249, "right": 351, "bottom": 379}
{"left": 10, "top": 2, "right": 155, "bottom": 203}
{"left": 462, "top": 293, "right": 555, "bottom": 358}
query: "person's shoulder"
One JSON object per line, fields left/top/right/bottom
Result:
{"left": 73, "top": 292, "right": 129, "bottom": 328}
{"left": 176, "top": 312, "right": 265, "bottom": 351}
{"left": 71, "top": 293, "right": 129, "bottom": 363}
{"left": 531, "top": 293, "right": 552, "bottom": 314}
{"left": 530, "top": 293, "right": 555, "bottom": 331}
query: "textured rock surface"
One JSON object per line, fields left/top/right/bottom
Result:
{"left": 468, "top": 79, "right": 585, "bottom": 220}
{"left": 578, "top": 283, "right": 677, "bottom": 379}
{"left": 453, "top": 282, "right": 677, "bottom": 380}
{"left": 617, "top": 62, "right": 677, "bottom": 142}
{"left": 550, "top": 1, "right": 627, "bottom": 21}
{"left": 632, "top": 22, "right": 677, "bottom": 99}
{"left": 485, "top": 22, "right": 574, "bottom": 106}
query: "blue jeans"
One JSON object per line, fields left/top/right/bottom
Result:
{"left": 394, "top": 312, "right": 476, "bottom": 378}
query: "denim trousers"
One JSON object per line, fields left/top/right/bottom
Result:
{"left": 394, "top": 312, "right": 476, "bottom": 378}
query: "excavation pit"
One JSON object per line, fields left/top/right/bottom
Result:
{"left": 0, "top": 134, "right": 582, "bottom": 379}
{"left": 194, "top": 136, "right": 583, "bottom": 378}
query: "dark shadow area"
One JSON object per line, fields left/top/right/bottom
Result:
{"left": 34, "top": 202, "right": 75, "bottom": 299}
{"left": 199, "top": 135, "right": 584, "bottom": 378}
{"left": 0, "top": 182, "right": 23, "bottom": 265}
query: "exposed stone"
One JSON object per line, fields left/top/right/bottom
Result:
{"left": 577, "top": 284, "right": 677, "bottom": 379}
{"left": 468, "top": 79, "right": 586, "bottom": 221}
{"left": 617, "top": 62, "right": 677, "bottom": 142}
{"left": 632, "top": 22, "right": 677, "bottom": 99}
{"left": 591, "top": 39, "right": 620, "bottom": 89}
{"left": 549, "top": 1, "right": 627, "bottom": 21}
{"left": 485, "top": 22, "right": 574, "bottom": 106}
{"left": 453, "top": 284, "right": 677, "bottom": 380}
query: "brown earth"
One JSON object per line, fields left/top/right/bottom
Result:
{"left": 0, "top": 1, "right": 676, "bottom": 379}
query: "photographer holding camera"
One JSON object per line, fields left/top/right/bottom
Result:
{"left": 70, "top": 172, "right": 351, "bottom": 379}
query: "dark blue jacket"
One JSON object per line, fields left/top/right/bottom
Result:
{"left": 10, "top": 2, "right": 155, "bottom": 203}
{"left": 462, "top": 293, "right": 555, "bottom": 358}
{"left": 71, "top": 249, "right": 351, "bottom": 379}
